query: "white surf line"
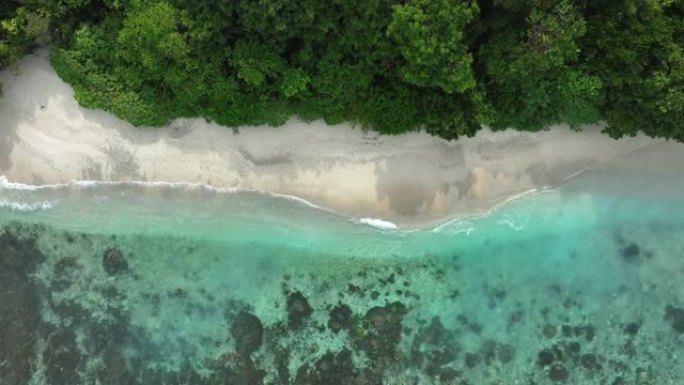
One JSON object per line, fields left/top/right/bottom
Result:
{"left": 355, "top": 217, "right": 398, "bottom": 230}
{"left": 0, "top": 175, "right": 351, "bottom": 221}
{"left": 428, "top": 188, "right": 545, "bottom": 233}
{"left": 0, "top": 200, "right": 55, "bottom": 211}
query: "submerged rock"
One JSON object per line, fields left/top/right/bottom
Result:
{"left": 231, "top": 311, "right": 264, "bottom": 355}
{"left": 480, "top": 339, "right": 497, "bottom": 365}
{"left": 563, "top": 341, "right": 581, "bottom": 360}
{"left": 548, "top": 364, "right": 569, "bottom": 381}
{"left": 543, "top": 324, "right": 557, "bottom": 338}
{"left": 561, "top": 324, "right": 572, "bottom": 337}
{"left": 0, "top": 225, "right": 45, "bottom": 385}
{"left": 580, "top": 353, "right": 601, "bottom": 370}
{"left": 294, "top": 349, "right": 356, "bottom": 385}
{"left": 287, "top": 291, "right": 313, "bottom": 329}
{"left": 497, "top": 343, "right": 515, "bottom": 364}
{"left": 44, "top": 329, "right": 82, "bottom": 385}
{"left": 328, "top": 303, "right": 353, "bottom": 333}
{"left": 623, "top": 322, "right": 640, "bottom": 336}
{"left": 102, "top": 247, "right": 128, "bottom": 276}
{"left": 353, "top": 302, "right": 407, "bottom": 360}
{"left": 411, "top": 317, "right": 459, "bottom": 377}
{"left": 664, "top": 305, "right": 684, "bottom": 333}
{"left": 465, "top": 352, "right": 480, "bottom": 368}
{"left": 223, "top": 355, "right": 266, "bottom": 385}
{"left": 621, "top": 243, "right": 640, "bottom": 262}
{"left": 0, "top": 225, "right": 45, "bottom": 274}
{"left": 52, "top": 257, "right": 82, "bottom": 290}
{"left": 537, "top": 349, "right": 555, "bottom": 367}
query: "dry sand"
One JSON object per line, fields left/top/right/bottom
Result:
{"left": 0, "top": 50, "right": 678, "bottom": 226}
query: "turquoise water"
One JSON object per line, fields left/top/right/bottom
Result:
{"left": 1, "top": 169, "right": 684, "bottom": 385}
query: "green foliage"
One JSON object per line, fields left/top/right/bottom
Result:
{"left": 280, "top": 68, "right": 310, "bottom": 98}
{"left": 51, "top": 47, "right": 163, "bottom": 126}
{"left": 231, "top": 39, "right": 285, "bottom": 88}
{"left": 480, "top": 0, "right": 601, "bottom": 130}
{"left": 116, "top": 1, "right": 190, "bottom": 82}
{"left": 234, "top": 0, "right": 331, "bottom": 43}
{"left": 305, "top": 52, "right": 373, "bottom": 124}
{"left": 418, "top": 87, "right": 493, "bottom": 139}
{"left": 583, "top": 0, "right": 684, "bottom": 139}
{"left": 1, "top": 0, "right": 682, "bottom": 141}
{"left": 0, "top": 0, "right": 113, "bottom": 94}
{"left": 388, "top": 0, "right": 478, "bottom": 93}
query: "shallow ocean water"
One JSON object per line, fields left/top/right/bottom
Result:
{"left": 1, "top": 166, "right": 684, "bottom": 385}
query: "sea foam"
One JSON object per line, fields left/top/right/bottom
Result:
{"left": 0, "top": 200, "right": 54, "bottom": 212}
{"left": 357, "top": 217, "right": 398, "bottom": 230}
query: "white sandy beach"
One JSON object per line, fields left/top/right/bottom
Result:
{"left": 0, "top": 49, "right": 680, "bottom": 226}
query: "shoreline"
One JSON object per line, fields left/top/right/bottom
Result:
{"left": 0, "top": 174, "right": 538, "bottom": 232}
{"left": 0, "top": 50, "right": 679, "bottom": 227}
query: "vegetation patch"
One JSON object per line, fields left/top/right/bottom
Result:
{"left": 1, "top": 1, "right": 682, "bottom": 140}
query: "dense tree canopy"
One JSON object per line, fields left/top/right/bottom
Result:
{"left": 1, "top": 0, "right": 683, "bottom": 140}
{"left": 479, "top": 0, "right": 602, "bottom": 130}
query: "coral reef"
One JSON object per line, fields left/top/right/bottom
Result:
{"left": 1, "top": 217, "right": 684, "bottom": 385}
